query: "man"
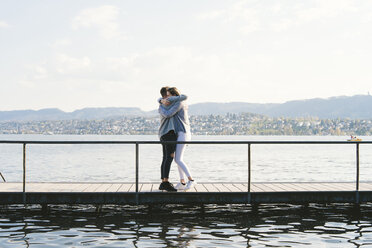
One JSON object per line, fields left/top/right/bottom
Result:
{"left": 158, "top": 86, "right": 178, "bottom": 191}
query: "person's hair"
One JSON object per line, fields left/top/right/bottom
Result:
{"left": 160, "top": 87, "right": 169, "bottom": 97}
{"left": 167, "top": 87, "right": 180, "bottom": 96}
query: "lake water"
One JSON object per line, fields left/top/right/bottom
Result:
{"left": 1, "top": 134, "right": 372, "bottom": 247}
{"left": 1, "top": 135, "right": 372, "bottom": 183}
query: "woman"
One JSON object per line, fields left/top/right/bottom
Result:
{"left": 158, "top": 87, "right": 196, "bottom": 190}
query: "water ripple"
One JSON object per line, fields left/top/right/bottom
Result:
{"left": 0, "top": 203, "right": 372, "bottom": 247}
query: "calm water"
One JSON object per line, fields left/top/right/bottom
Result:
{"left": 1, "top": 203, "right": 372, "bottom": 247}
{"left": 1, "top": 134, "right": 372, "bottom": 247}
{"left": 1, "top": 135, "right": 372, "bottom": 183}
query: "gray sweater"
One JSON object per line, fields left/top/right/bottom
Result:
{"left": 158, "top": 95, "right": 188, "bottom": 138}
{"left": 158, "top": 95, "right": 190, "bottom": 137}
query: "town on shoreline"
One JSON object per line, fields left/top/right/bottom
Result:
{"left": 1, "top": 113, "right": 371, "bottom": 136}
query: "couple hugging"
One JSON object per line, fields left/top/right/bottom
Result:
{"left": 158, "top": 87, "right": 196, "bottom": 192}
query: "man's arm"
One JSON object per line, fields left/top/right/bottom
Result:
{"left": 158, "top": 102, "right": 182, "bottom": 118}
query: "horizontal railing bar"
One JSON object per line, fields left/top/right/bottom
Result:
{"left": 0, "top": 140, "right": 371, "bottom": 145}
{"left": 5, "top": 181, "right": 372, "bottom": 184}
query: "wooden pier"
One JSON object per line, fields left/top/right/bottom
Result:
{"left": 1, "top": 182, "right": 372, "bottom": 205}
{"left": 1, "top": 139, "right": 372, "bottom": 206}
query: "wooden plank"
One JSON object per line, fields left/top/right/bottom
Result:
{"left": 269, "top": 183, "right": 292, "bottom": 191}
{"left": 69, "top": 183, "right": 92, "bottom": 192}
{"left": 42, "top": 183, "right": 76, "bottom": 192}
{"left": 105, "top": 183, "right": 123, "bottom": 192}
{"left": 320, "top": 183, "right": 347, "bottom": 191}
{"left": 194, "top": 183, "right": 208, "bottom": 192}
{"left": 35, "top": 183, "right": 63, "bottom": 192}
{"left": 335, "top": 183, "right": 355, "bottom": 191}
{"left": 360, "top": 183, "right": 372, "bottom": 191}
{"left": 94, "top": 184, "right": 113, "bottom": 192}
{"left": 184, "top": 183, "right": 197, "bottom": 192}
{"left": 221, "top": 184, "right": 235, "bottom": 192}
{"left": 117, "top": 183, "right": 133, "bottom": 192}
{"left": 88, "top": 183, "right": 104, "bottom": 192}
{"left": 46, "top": 183, "right": 69, "bottom": 192}
{"left": 305, "top": 183, "right": 333, "bottom": 191}
{"left": 299, "top": 183, "right": 334, "bottom": 191}
{"left": 284, "top": 183, "right": 304, "bottom": 191}
{"left": 232, "top": 183, "right": 247, "bottom": 192}
{"left": 216, "top": 183, "right": 232, "bottom": 192}
{"left": 213, "top": 184, "right": 226, "bottom": 192}
{"left": 0, "top": 183, "right": 22, "bottom": 192}
{"left": 27, "top": 183, "right": 54, "bottom": 192}
{"left": 287, "top": 183, "right": 314, "bottom": 191}
{"left": 82, "top": 184, "right": 99, "bottom": 192}
{"left": 78, "top": 183, "right": 93, "bottom": 192}
{"left": 72, "top": 183, "right": 87, "bottom": 190}
{"left": 275, "top": 183, "right": 302, "bottom": 191}
{"left": 328, "top": 182, "right": 353, "bottom": 191}
{"left": 315, "top": 182, "right": 353, "bottom": 191}
{"left": 291, "top": 183, "right": 321, "bottom": 191}
{"left": 251, "top": 183, "right": 267, "bottom": 192}
{"left": 279, "top": 183, "right": 304, "bottom": 191}
{"left": 286, "top": 183, "right": 314, "bottom": 191}
{"left": 203, "top": 183, "right": 219, "bottom": 192}
{"left": 256, "top": 183, "right": 280, "bottom": 192}
{"left": 140, "top": 183, "right": 152, "bottom": 192}
{"left": 52, "top": 183, "right": 71, "bottom": 192}
{"left": 138, "top": 184, "right": 144, "bottom": 192}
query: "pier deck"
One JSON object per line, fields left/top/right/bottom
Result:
{"left": 1, "top": 182, "right": 372, "bottom": 205}
{"left": 1, "top": 139, "right": 371, "bottom": 205}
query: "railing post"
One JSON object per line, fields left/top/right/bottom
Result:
{"left": 135, "top": 143, "right": 139, "bottom": 193}
{"left": 355, "top": 142, "right": 360, "bottom": 204}
{"left": 23, "top": 143, "right": 26, "bottom": 193}
{"left": 23, "top": 143, "right": 26, "bottom": 205}
{"left": 356, "top": 143, "right": 360, "bottom": 191}
{"left": 248, "top": 143, "right": 251, "bottom": 194}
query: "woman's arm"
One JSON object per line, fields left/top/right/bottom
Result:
{"left": 158, "top": 102, "right": 182, "bottom": 118}
{"left": 167, "top": 94, "right": 188, "bottom": 103}
{"left": 158, "top": 94, "right": 187, "bottom": 106}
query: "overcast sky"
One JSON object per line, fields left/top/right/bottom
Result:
{"left": 1, "top": 0, "right": 372, "bottom": 111}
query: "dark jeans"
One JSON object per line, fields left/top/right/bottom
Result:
{"left": 160, "top": 130, "right": 177, "bottom": 179}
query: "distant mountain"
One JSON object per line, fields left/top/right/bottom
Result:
{"left": 188, "top": 95, "right": 372, "bottom": 119}
{"left": 1, "top": 95, "right": 371, "bottom": 121}
{"left": 264, "top": 95, "right": 372, "bottom": 118}
{"left": 188, "top": 102, "right": 276, "bottom": 115}
{"left": 0, "top": 107, "right": 146, "bottom": 122}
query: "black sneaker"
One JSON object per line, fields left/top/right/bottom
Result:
{"left": 159, "top": 182, "right": 166, "bottom": 190}
{"left": 162, "top": 182, "right": 177, "bottom": 192}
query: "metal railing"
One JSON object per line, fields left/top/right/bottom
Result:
{"left": 0, "top": 140, "right": 371, "bottom": 197}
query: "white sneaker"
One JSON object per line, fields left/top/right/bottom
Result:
{"left": 185, "top": 180, "right": 196, "bottom": 190}
{"left": 175, "top": 182, "right": 186, "bottom": 190}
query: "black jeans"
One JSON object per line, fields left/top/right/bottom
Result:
{"left": 160, "top": 130, "right": 177, "bottom": 179}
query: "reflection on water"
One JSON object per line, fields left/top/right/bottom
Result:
{"left": 1, "top": 203, "right": 372, "bottom": 247}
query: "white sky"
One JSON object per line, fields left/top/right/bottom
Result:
{"left": 1, "top": 0, "right": 372, "bottom": 112}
